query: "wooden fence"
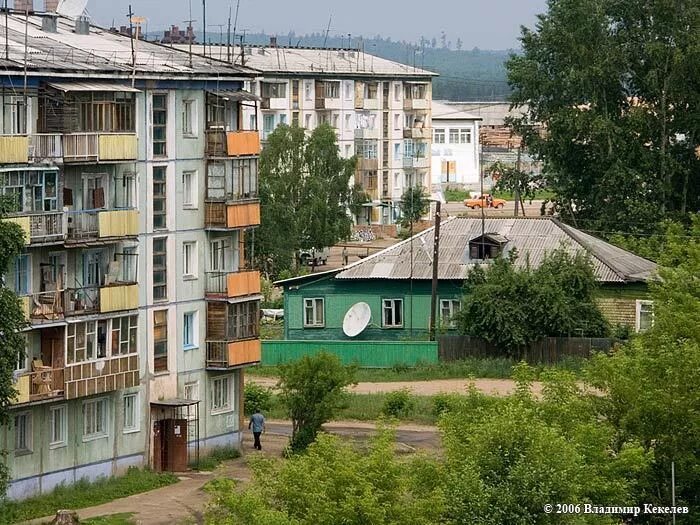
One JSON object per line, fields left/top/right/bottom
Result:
{"left": 438, "top": 336, "right": 615, "bottom": 365}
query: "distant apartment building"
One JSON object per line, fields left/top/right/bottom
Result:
{"left": 430, "top": 101, "right": 482, "bottom": 186}
{"left": 0, "top": 11, "right": 261, "bottom": 499}
{"left": 180, "top": 43, "right": 437, "bottom": 226}
{"left": 161, "top": 25, "right": 196, "bottom": 45}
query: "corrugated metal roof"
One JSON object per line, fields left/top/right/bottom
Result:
{"left": 47, "top": 81, "right": 141, "bottom": 92}
{"left": 207, "top": 90, "right": 261, "bottom": 102}
{"left": 335, "top": 217, "right": 657, "bottom": 283}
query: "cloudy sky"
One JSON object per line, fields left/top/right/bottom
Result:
{"left": 85, "top": 0, "right": 547, "bottom": 50}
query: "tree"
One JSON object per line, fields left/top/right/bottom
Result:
{"left": 487, "top": 160, "right": 543, "bottom": 216}
{"left": 456, "top": 38, "right": 463, "bottom": 51}
{"left": 277, "top": 352, "right": 356, "bottom": 452}
{"left": 398, "top": 186, "right": 430, "bottom": 229}
{"left": 0, "top": 198, "right": 29, "bottom": 498}
{"left": 348, "top": 183, "right": 371, "bottom": 221}
{"left": 255, "top": 124, "right": 355, "bottom": 278}
{"left": 507, "top": 0, "right": 700, "bottom": 234}
{"left": 456, "top": 248, "right": 608, "bottom": 353}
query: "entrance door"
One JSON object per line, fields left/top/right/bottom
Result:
{"left": 152, "top": 418, "right": 188, "bottom": 472}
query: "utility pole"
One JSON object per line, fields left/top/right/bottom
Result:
{"left": 226, "top": 5, "right": 232, "bottom": 63}
{"left": 202, "top": 0, "right": 207, "bottom": 58}
{"left": 429, "top": 201, "right": 442, "bottom": 341}
{"left": 514, "top": 143, "right": 522, "bottom": 217}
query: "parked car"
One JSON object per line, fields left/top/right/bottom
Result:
{"left": 464, "top": 194, "right": 507, "bottom": 209}
{"left": 298, "top": 247, "right": 330, "bottom": 266}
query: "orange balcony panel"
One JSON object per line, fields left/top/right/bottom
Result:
{"left": 228, "top": 339, "right": 261, "bottom": 367}
{"left": 226, "top": 201, "right": 261, "bottom": 229}
{"left": 226, "top": 270, "right": 261, "bottom": 298}
{"left": 227, "top": 131, "right": 261, "bottom": 156}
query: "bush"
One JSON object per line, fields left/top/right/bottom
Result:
{"left": 432, "top": 393, "right": 461, "bottom": 416}
{"left": 244, "top": 382, "right": 274, "bottom": 416}
{"left": 381, "top": 389, "right": 415, "bottom": 418}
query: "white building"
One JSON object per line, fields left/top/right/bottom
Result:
{"left": 182, "top": 43, "right": 437, "bottom": 226}
{"left": 430, "top": 101, "right": 482, "bottom": 187}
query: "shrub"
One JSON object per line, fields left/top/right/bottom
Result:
{"left": 381, "top": 389, "right": 415, "bottom": 418}
{"left": 244, "top": 382, "right": 274, "bottom": 416}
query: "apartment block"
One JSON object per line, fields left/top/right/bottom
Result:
{"left": 0, "top": 11, "right": 261, "bottom": 499}
{"left": 183, "top": 43, "right": 437, "bottom": 226}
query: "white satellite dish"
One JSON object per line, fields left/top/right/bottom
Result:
{"left": 57, "top": 0, "right": 88, "bottom": 18}
{"left": 342, "top": 302, "right": 371, "bottom": 338}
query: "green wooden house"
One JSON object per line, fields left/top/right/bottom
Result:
{"left": 277, "top": 217, "right": 658, "bottom": 341}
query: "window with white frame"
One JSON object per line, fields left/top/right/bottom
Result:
{"left": 394, "top": 83, "right": 401, "bottom": 101}
{"left": 12, "top": 254, "right": 30, "bottom": 296}
{"left": 440, "top": 299, "right": 461, "bottom": 328}
{"left": 183, "top": 171, "right": 197, "bottom": 208}
{"left": 304, "top": 81, "right": 312, "bottom": 101}
{"left": 393, "top": 113, "right": 401, "bottom": 130}
{"left": 183, "top": 311, "right": 198, "bottom": 349}
{"left": 49, "top": 405, "right": 67, "bottom": 448}
{"left": 67, "top": 320, "right": 108, "bottom": 364}
{"left": 344, "top": 144, "right": 352, "bottom": 158}
{"left": 324, "top": 81, "right": 340, "bottom": 99}
{"left": 14, "top": 412, "right": 32, "bottom": 454}
{"left": 460, "top": 129, "right": 472, "bottom": 144}
{"left": 393, "top": 143, "right": 401, "bottom": 160}
{"left": 303, "top": 298, "right": 325, "bottom": 327}
{"left": 449, "top": 129, "right": 460, "bottom": 144}
{"left": 123, "top": 393, "right": 139, "bottom": 433}
{"left": 184, "top": 381, "right": 199, "bottom": 401}
{"left": 183, "top": 241, "right": 197, "bottom": 278}
{"left": 434, "top": 128, "right": 445, "bottom": 144}
{"left": 636, "top": 300, "right": 654, "bottom": 332}
{"left": 211, "top": 376, "right": 233, "bottom": 413}
{"left": 83, "top": 398, "right": 108, "bottom": 440}
{"left": 182, "top": 99, "right": 197, "bottom": 136}
{"left": 345, "top": 81, "right": 353, "bottom": 100}
{"left": 382, "top": 298, "right": 403, "bottom": 328}
{"left": 345, "top": 113, "right": 352, "bottom": 130}
{"left": 304, "top": 113, "right": 312, "bottom": 129}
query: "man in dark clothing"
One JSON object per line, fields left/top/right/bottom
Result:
{"left": 249, "top": 409, "right": 266, "bottom": 450}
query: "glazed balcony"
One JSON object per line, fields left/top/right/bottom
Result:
{"left": 5, "top": 211, "right": 65, "bottom": 245}
{"left": 205, "top": 201, "right": 261, "bottom": 230}
{"left": 205, "top": 270, "right": 261, "bottom": 300}
{"left": 206, "top": 130, "right": 261, "bottom": 158}
{"left": 65, "top": 208, "right": 139, "bottom": 242}
{"left": 205, "top": 339, "right": 261, "bottom": 369}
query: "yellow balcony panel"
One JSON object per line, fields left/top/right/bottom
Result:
{"left": 4, "top": 216, "right": 30, "bottom": 245}
{"left": 0, "top": 135, "right": 29, "bottom": 163}
{"left": 228, "top": 339, "right": 261, "bottom": 367}
{"left": 227, "top": 270, "right": 261, "bottom": 298}
{"left": 226, "top": 201, "right": 261, "bottom": 229}
{"left": 100, "top": 284, "right": 139, "bottom": 313}
{"left": 12, "top": 374, "right": 30, "bottom": 405}
{"left": 21, "top": 296, "right": 31, "bottom": 320}
{"left": 227, "top": 131, "right": 261, "bottom": 156}
{"left": 99, "top": 134, "right": 138, "bottom": 161}
{"left": 98, "top": 209, "right": 139, "bottom": 238}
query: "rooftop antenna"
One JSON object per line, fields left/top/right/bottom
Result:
{"left": 129, "top": 13, "right": 146, "bottom": 87}
{"left": 23, "top": 6, "right": 28, "bottom": 133}
{"left": 185, "top": 0, "right": 196, "bottom": 68}
{"left": 202, "top": 0, "right": 206, "bottom": 58}
{"left": 5, "top": 0, "right": 9, "bottom": 62}
{"left": 231, "top": 0, "right": 240, "bottom": 64}
{"left": 322, "top": 14, "right": 331, "bottom": 48}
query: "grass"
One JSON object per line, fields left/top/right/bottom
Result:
{"left": 82, "top": 514, "right": 137, "bottom": 525}
{"left": 444, "top": 188, "right": 556, "bottom": 202}
{"left": 2, "top": 467, "right": 178, "bottom": 524}
{"left": 191, "top": 446, "right": 241, "bottom": 471}
{"left": 260, "top": 320, "right": 284, "bottom": 340}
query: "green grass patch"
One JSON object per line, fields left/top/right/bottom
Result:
{"left": 191, "top": 446, "right": 241, "bottom": 471}
{"left": 2, "top": 467, "right": 177, "bottom": 524}
{"left": 82, "top": 513, "right": 137, "bottom": 525}
{"left": 444, "top": 188, "right": 470, "bottom": 202}
{"left": 444, "top": 188, "right": 556, "bottom": 202}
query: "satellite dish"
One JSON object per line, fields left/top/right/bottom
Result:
{"left": 57, "top": 0, "right": 88, "bottom": 18}
{"left": 342, "top": 302, "right": 371, "bottom": 338}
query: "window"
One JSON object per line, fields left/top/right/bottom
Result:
{"left": 449, "top": 129, "right": 460, "bottom": 144}
{"left": 115, "top": 171, "right": 136, "bottom": 209}
{"left": 14, "top": 412, "right": 32, "bottom": 454}
{"left": 123, "top": 393, "right": 139, "bottom": 433}
{"left": 345, "top": 82, "right": 353, "bottom": 101}
{"left": 356, "top": 139, "right": 378, "bottom": 159}
{"left": 13, "top": 254, "right": 30, "bottom": 296}
{"left": 153, "top": 166, "right": 167, "bottom": 230}
{"left": 70, "top": 92, "right": 135, "bottom": 133}
{"left": 345, "top": 114, "right": 352, "bottom": 130}
{"left": 83, "top": 398, "right": 108, "bottom": 440}
{"left": 332, "top": 114, "right": 339, "bottom": 129}
{"left": 304, "top": 113, "right": 312, "bottom": 129}
{"left": 152, "top": 93, "right": 168, "bottom": 157}
{"left": 209, "top": 239, "right": 226, "bottom": 272}
{"left": 227, "top": 300, "right": 260, "bottom": 340}
{"left": 324, "top": 81, "right": 340, "bottom": 99}
{"left": 183, "top": 311, "right": 198, "bottom": 349}
{"left": 434, "top": 128, "right": 445, "bottom": 144}
{"left": 382, "top": 298, "right": 403, "bottom": 328}
{"left": 304, "top": 81, "right": 312, "bottom": 101}
{"left": 1, "top": 169, "right": 58, "bottom": 213}
{"left": 50, "top": 405, "right": 67, "bottom": 448}
{"left": 67, "top": 320, "right": 108, "bottom": 364}
{"left": 184, "top": 381, "right": 199, "bottom": 401}
{"left": 111, "top": 315, "right": 138, "bottom": 356}
{"left": 153, "top": 310, "right": 168, "bottom": 373}
{"left": 261, "top": 82, "right": 287, "bottom": 98}
{"left": 344, "top": 144, "right": 352, "bottom": 158}
{"left": 120, "top": 246, "right": 137, "bottom": 283}
{"left": 263, "top": 114, "right": 275, "bottom": 137}
{"left": 153, "top": 237, "right": 167, "bottom": 301}
{"left": 394, "top": 83, "right": 401, "bottom": 102}
{"left": 182, "top": 99, "right": 197, "bottom": 136}
{"left": 183, "top": 241, "right": 197, "bottom": 278}
{"left": 393, "top": 143, "right": 401, "bottom": 160}
{"left": 460, "top": 129, "right": 472, "bottom": 144}
{"left": 636, "top": 300, "right": 654, "bottom": 332}
{"left": 303, "top": 298, "right": 325, "bottom": 327}
{"left": 212, "top": 376, "right": 233, "bottom": 413}
{"left": 394, "top": 113, "right": 401, "bottom": 130}
{"left": 292, "top": 111, "right": 300, "bottom": 127}
{"left": 440, "top": 299, "right": 461, "bottom": 328}
{"left": 182, "top": 171, "right": 196, "bottom": 208}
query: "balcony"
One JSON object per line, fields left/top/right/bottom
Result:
{"left": 60, "top": 133, "right": 137, "bottom": 163}
{"left": 404, "top": 99, "right": 430, "bottom": 111}
{"left": 12, "top": 367, "right": 65, "bottom": 406}
{"left": 354, "top": 128, "right": 380, "bottom": 140}
{"left": 0, "top": 135, "right": 29, "bottom": 164}
{"left": 403, "top": 157, "right": 431, "bottom": 169}
{"left": 205, "top": 201, "right": 261, "bottom": 230}
{"left": 5, "top": 211, "right": 65, "bottom": 245}
{"left": 29, "top": 134, "right": 63, "bottom": 162}
{"left": 403, "top": 128, "right": 431, "bottom": 140}
{"left": 205, "top": 270, "right": 261, "bottom": 300}
{"left": 260, "top": 97, "right": 287, "bottom": 111}
{"left": 362, "top": 98, "right": 379, "bottom": 110}
{"left": 64, "top": 354, "right": 139, "bottom": 400}
{"left": 65, "top": 283, "right": 138, "bottom": 317}
{"left": 22, "top": 290, "right": 65, "bottom": 324}
{"left": 206, "top": 339, "right": 261, "bottom": 369}
{"left": 206, "top": 130, "right": 261, "bottom": 157}
{"left": 66, "top": 209, "right": 138, "bottom": 242}
{"left": 357, "top": 158, "right": 379, "bottom": 171}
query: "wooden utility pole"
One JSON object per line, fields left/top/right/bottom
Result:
{"left": 429, "top": 201, "right": 442, "bottom": 341}
{"left": 514, "top": 144, "right": 522, "bottom": 217}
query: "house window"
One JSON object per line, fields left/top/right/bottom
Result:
{"left": 440, "top": 299, "right": 461, "bottom": 328}
{"left": 394, "top": 83, "right": 401, "bottom": 101}
{"left": 183, "top": 241, "right": 197, "bottom": 278}
{"left": 120, "top": 246, "right": 138, "bottom": 283}
{"left": 356, "top": 139, "right": 378, "bottom": 159}
{"left": 304, "top": 113, "right": 312, "bottom": 129}
{"left": 212, "top": 375, "right": 233, "bottom": 414}
{"left": 228, "top": 300, "right": 260, "bottom": 340}
{"left": 393, "top": 143, "right": 401, "bottom": 160}
{"left": 382, "top": 298, "right": 404, "bottom": 328}
{"left": 111, "top": 315, "right": 138, "bottom": 356}
{"left": 49, "top": 405, "right": 67, "bottom": 448}
{"left": 83, "top": 398, "right": 108, "bottom": 440}
{"left": 434, "top": 128, "right": 445, "bottom": 144}
{"left": 73, "top": 92, "right": 135, "bottom": 132}
{"left": 182, "top": 99, "right": 197, "bottom": 136}
{"left": 344, "top": 144, "right": 352, "bottom": 158}
{"left": 153, "top": 166, "right": 167, "bottom": 230}
{"left": 394, "top": 113, "right": 401, "bottom": 130}
{"left": 345, "top": 114, "right": 352, "bottom": 130}
{"left": 263, "top": 114, "right": 275, "bottom": 138}
{"left": 460, "top": 129, "right": 472, "bottom": 144}
{"left": 1, "top": 170, "right": 58, "bottom": 213}
{"left": 183, "top": 311, "right": 198, "bottom": 349}
{"left": 153, "top": 309, "right": 168, "bottom": 373}
{"left": 345, "top": 82, "right": 353, "bottom": 100}
{"left": 332, "top": 114, "right": 339, "bottom": 129}
{"left": 184, "top": 381, "right": 199, "bottom": 401}
{"left": 324, "top": 81, "right": 340, "bottom": 99}
{"left": 67, "top": 320, "right": 108, "bottom": 364}
{"left": 279, "top": 114, "right": 288, "bottom": 126}
{"left": 123, "top": 393, "right": 139, "bottom": 433}
{"left": 449, "top": 129, "right": 460, "bottom": 144}
{"left": 183, "top": 171, "right": 196, "bottom": 208}
{"left": 209, "top": 239, "right": 226, "bottom": 272}
{"left": 115, "top": 171, "right": 136, "bottom": 209}
{"left": 304, "top": 81, "right": 312, "bottom": 101}
{"left": 152, "top": 93, "right": 168, "bottom": 157}
{"left": 636, "top": 300, "right": 654, "bottom": 332}
{"left": 13, "top": 254, "right": 30, "bottom": 296}
{"left": 303, "top": 298, "right": 325, "bottom": 327}
{"left": 15, "top": 412, "right": 32, "bottom": 454}
{"left": 153, "top": 237, "right": 167, "bottom": 301}
{"left": 292, "top": 111, "right": 300, "bottom": 127}
{"left": 261, "top": 82, "right": 287, "bottom": 98}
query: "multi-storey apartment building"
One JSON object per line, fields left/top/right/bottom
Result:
{"left": 183, "top": 43, "right": 437, "bottom": 226}
{"left": 0, "top": 9, "right": 261, "bottom": 499}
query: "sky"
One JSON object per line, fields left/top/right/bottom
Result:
{"left": 85, "top": 0, "right": 548, "bottom": 50}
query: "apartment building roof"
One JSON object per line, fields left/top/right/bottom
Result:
{"left": 432, "top": 101, "right": 482, "bottom": 121}
{"left": 0, "top": 12, "right": 257, "bottom": 81}
{"left": 180, "top": 44, "right": 438, "bottom": 79}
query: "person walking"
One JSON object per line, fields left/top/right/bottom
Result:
{"left": 248, "top": 409, "right": 266, "bottom": 450}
